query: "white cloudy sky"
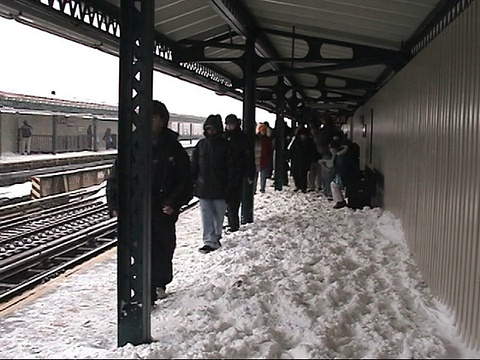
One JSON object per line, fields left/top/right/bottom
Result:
{"left": 0, "top": 17, "right": 276, "bottom": 123}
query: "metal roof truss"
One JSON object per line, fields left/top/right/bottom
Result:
{"left": 0, "top": 0, "right": 475, "bottom": 119}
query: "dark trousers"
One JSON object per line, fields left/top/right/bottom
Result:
{"left": 283, "top": 159, "right": 289, "bottom": 185}
{"left": 293, "top": 168, "right": 309, "bottom": 191}
{"left": 226, "top": 187, "right": 242, "bottom": 231}
{"left": 151, "top": 215, "right": 176, "bottom": 293}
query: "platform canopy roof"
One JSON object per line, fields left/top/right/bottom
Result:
{"left": 0, "top": 0, "right": 468, "bottom": 120}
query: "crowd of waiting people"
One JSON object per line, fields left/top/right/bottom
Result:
{"left": 106, "top": 100, "right": 362, "bottom": 304}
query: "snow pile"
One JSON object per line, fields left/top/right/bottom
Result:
{"left": 0, "top": 150, "right": 118, "bottom": 163}
{"left": 0, "top": 181, "right": 31, "bottom": 199}
{"left": 0, "top": 185, "right": 478, "bottom": 359}
{"left": 0, "top": 182, "right": 106, "bottom": 202}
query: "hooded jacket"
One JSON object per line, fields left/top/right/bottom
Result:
{"left": 290, "top": 131, "right": 317, "bottom": 172}
{"left": 224, "top": 126, "right": 254, "bottom": 181}
{"left": 192, "top": 116, "right": 242, "bottom": 199}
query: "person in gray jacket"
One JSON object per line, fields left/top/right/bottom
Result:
{"left": 19, "top": 120, "right": 33, "bottom": 155}
{"left": 192, "top": 115, "right": 241, "bottom": 253}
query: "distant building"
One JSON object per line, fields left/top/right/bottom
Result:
{"left": 0, "top": 91, "right": 204, "bottom": 155}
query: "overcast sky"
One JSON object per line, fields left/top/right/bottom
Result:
{"left": 0, "top": 17, "right": 276, "bottom": 124}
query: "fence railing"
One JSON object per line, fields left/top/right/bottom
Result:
{"left": 18, "top": 133, "right": 202, "bottom": 154}
{"left": 19, "top": 135, "right": 95, "bottom": 154}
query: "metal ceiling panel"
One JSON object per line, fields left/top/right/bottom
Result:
{"left": 154, "top": 0, "right": 225, "bottom": 41}
{"left": 263, "top": 34, "right": 310, "bottom": 59}
{"left": 204, "top": 47, "right": 243, "bottom": 59}
{"left": 295, "top": 73, "right": 320, "bottom": 87}
{"left": 323, "top": 65, "right": 389, "bottom": 82}
{"left": 266, "top": 34, "right": 357, "bottom": 62}
{"left": 213, "top": 62, "right": 244, "bottom": 80}
{"left": 244, "top": 0, "right": 440, "bottom": 50}
{"left": 106, "top": 0, "right": 228, "bottom": 41}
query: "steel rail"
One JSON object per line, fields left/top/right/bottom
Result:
{"left": 0, "top": 199, "right": 199, "bottom": 303}
{"left": 0, "top": 194, "right": 106, "bottom": 231}
{"left": 0, "top": 203, "right": 107, "bottom": 246}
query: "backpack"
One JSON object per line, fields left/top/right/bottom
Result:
{"left": 349, "top": 142, "right": 360, "bottom": 159}
{"left": 21, "top": 126, "right": 32, "bottom": 138}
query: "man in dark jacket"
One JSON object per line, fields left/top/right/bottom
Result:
{"left": 106, "top": 100, "right": 193, "bottom": 304}
{"left": 192, "top": 114, "right": 240, "bottom": 253}
{"left": 282, "top": 121, "right": 293, "bottom": 186}
{"left": 224, "top": 114, "right": 252, "bottom": 232}
{"left": 290, "top": 127, "right": 317, "bottom": 193}
{"left": 317, "top": 117, "right": 343, "bottom": 199}
{"left": 329, "top": 138, "right": 360, "bottom": 209}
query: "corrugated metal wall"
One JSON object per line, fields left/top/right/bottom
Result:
{"left": 351, "top": 1, "right": 480, "bottom": 349}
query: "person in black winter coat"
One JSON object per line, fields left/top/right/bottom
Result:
{"left": 192, "top": 114, "right": 241, "bottom": 253}
{"left": 223, "top": 114, "right": 253, "bottom": 232}
{"left": 282, "top": 121, "right": 293, "bottom": 185}
{"left": 329, "top": 138, "right": 360, "bottom": 209}
{"left": 106, "top": 100, "right": 193, "bottom": 304}
{"left": 290, "top": 127, "right": 317, "bottom": 193}
{"left": 318, "top": 117, "right": 343, "bottom": 154}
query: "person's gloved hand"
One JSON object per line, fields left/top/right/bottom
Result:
{"left": 162, "top": 205, "right": 175, "bottom": 215}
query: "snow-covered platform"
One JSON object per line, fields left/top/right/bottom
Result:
{"left": 0, "top": 185, "right": 478, "bottom": 359}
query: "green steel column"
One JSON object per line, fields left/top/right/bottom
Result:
{"left": 241, "top": 36, "right": 256, "bottom": 224}
{"left": 274, "top": 81, "right": 285, "bottom": 191}
{"left": 117, "top": 0, "right": 154, "bottom": 347}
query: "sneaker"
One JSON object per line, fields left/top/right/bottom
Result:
{"left": 156, "top": 286, "right": 167, "bottom": 300}
{"left": 333, "top": 201, "right": 347, "bottom": 209}
{"left": 150, "top": 286, "right": 167, "bottom": 305}
{"left": 225, "top": 227, "right": 239, "bottom": 234}
{"left": 199, "top": 245, "right": 218, "bottom": 254}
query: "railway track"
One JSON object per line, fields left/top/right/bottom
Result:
{"left": 0, "top": 183, "right": 106, "bottom": 218}
{"left": 0, "top": 190, "right": 199, "bottom": 303}
{"left": 0, "top": 145, "right": 198, "bottom": 302}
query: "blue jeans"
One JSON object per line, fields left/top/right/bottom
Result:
{"left": 322, "top": 167, "right": 334, "bottom": 197}
{"left": 199, "top": 199, "right": 227, "bottom": 249}
{"left": 255, "top": 169, "right": 270, "bottom": 193}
